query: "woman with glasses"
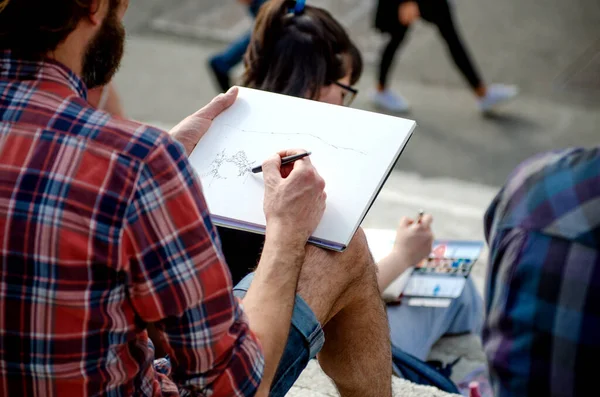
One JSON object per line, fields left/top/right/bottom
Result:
{"left": 220, "top": 0, "right": 483, "bottom": 388}
{"left": 220, "top": 0, "right": 364, "bottom": 285}
{"left": 241, "top": 0, "right": 361, "bottom": 108}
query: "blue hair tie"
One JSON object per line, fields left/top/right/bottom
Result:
{"left": 290, "top": 0, "right": 305, "bottom": 15}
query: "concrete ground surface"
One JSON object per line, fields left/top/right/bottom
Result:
{"left": 116, "top": 0, "right": 599, "bottom": 394}
{"left": 121, "top": 0, "right": 600, "bottom": 186}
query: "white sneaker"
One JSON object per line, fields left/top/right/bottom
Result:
{"left": 478, "top": 84, "right": 519, "bottom": 112}
{"left": 371, "top": 90, "right": 410, "bottom": 113}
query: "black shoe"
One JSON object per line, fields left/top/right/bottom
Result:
{"left": 208, "top": 59, "right": 231, "bottom": 93}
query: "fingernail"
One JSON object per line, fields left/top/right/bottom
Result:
{"left": 226, "top": 86, "right": 238, "bottom": 94}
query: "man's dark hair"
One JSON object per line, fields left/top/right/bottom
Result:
{"left": 0, "top": 0, "right": 102, "bottom": 60}
{"left": 243, "top": 0, "right": 361, "bottom": 99}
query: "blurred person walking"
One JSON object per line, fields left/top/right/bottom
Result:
{"left": 208, "top": 0, "right": 268, "bottom": 92}
{"left": 373, "top": 0, "right": 517, "bottom": 113}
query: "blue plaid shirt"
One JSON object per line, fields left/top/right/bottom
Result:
{"left": 483, "top": 148, "right": 600, "bottom": 397}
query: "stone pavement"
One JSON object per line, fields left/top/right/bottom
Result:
{"left": 124, "top": 0, "right": 600, "bottom": 186}
{"left": 132, "top": 0, "right": 600, "bottom": 107}
{"left": 116, "top": 39, "right": 600, "bottom": 188}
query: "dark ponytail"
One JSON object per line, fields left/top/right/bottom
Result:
{"left": 243, "top": 0, "right": 357, "bottom": 99}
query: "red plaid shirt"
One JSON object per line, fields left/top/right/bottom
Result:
{"left": 0, "top": 52, "right": 264, "bottom": 396}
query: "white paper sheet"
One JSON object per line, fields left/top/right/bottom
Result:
{"left": 364, "top": 228, "right": 413, "bottom": 300}
{"left": 189, "top": 87, "right": 415, "bottom": 248}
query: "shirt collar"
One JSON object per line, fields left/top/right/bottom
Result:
{"left": 0, "top": 50, "right": 88, "bottom": 99}
{"left": 486, "top": 148, "right": 600, "bottom": 249}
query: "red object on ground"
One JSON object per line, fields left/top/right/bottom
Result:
{"left": 469, "top": 381, "right": 482, "bottom": 397}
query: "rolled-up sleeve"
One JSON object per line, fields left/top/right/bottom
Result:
{"left": 123, "top": 134, "right": 264, "bottom": 396}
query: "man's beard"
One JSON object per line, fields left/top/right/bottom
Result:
{"left": 81, "top": 10, "right": 125, "bottom": 89}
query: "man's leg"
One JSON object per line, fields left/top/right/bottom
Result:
{"left": 387, "top": 277, "right": 484, "bottom": 361}
{"left": 233, "top": 229, "right": 392, "bottom": 397}
{"left": 296, "top": 229, "right": 392, "bottom": 397}
{"left": 233, "top": 274, "right": 323, "bottom": 397}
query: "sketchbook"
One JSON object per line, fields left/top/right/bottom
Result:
{"left": 188, "top": 87, "right": 416, "bottom": 251}
{"left": 365, "top": 228, "right": 484, "bottom": 305}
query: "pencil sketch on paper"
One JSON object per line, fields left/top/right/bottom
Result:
{"left": 203, "top": 149, "right": 256, "bottom": 185}
{"left": 221, "top": 124, "right": 368, "bottom": 156}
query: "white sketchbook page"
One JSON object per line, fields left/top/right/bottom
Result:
{"left": 188, "top": 87, "right": 415, "bottom": 246}
{"left": 364, "top": 228, "right": 413, "bottom": 300}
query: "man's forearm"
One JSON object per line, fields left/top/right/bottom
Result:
{"left": 241, "top": 225, "right": 306, "bottom": 395}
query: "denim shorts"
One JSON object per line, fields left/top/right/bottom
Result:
{"left": 233, "top": 273, "right": 325, "bottom": 396}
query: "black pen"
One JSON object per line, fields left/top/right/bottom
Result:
{"left": 251, "top": 152, "right": 312, "bottom": 174}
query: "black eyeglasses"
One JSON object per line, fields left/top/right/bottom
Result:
{"left": 331, "top": 81, "right": 359, "bottom": 107}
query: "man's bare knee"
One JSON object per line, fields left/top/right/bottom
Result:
{"left": 297, "top": 228, "right": 379, "bottom": 325}
{"left": 340, "top": 227, "right": 378, "bottom": 283}
{"left": 304, "top": 228, "right": 373, "bottom": 283}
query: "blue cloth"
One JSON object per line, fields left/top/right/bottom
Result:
{"left": 210, "top": 0, "right": 268, "bottom": 74}
{"left": 210, "top": 33, "right": 252, "bottom": 75}
{"left": 483, "top": 148, "right": 600, "bottom": 397}
{"left": 233, "top": 273, "right": 325, "bottom": 397}
{"left": 388, "top": 276, "right": 483, "bottom": 362}
{"left": 391, "top": 346, "right": 460, "bottom": 393}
